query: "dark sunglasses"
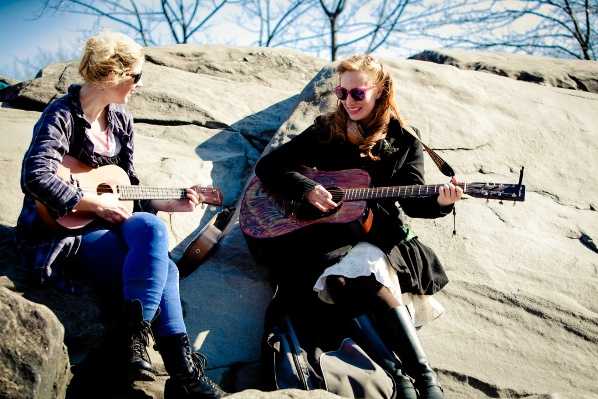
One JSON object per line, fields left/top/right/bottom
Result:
{"left": 128, "top": 71, "right": 142, "bottom": 84}
{"left": 334, "top": 85, "right": 374, "bottom": 101}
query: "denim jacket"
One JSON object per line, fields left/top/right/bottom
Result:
{"left": 16, "top": 84, "right": 152, "bottom": 287}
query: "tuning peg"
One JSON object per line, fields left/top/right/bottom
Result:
{"left": 499, "top": 200, "right": 503, "bottom": 205}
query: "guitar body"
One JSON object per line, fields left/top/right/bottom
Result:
{"left": 240, "top": 168, "right": 371, "bottom": 239}
{"left": 35, "top": 155, "right": 134, "bottom": 229}
{"left": 240, "top": 169, "right": 374, "bottom": 265}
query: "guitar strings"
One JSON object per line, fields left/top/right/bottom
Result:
{"left": 65, "top": 186, "right": 216, "bottom": 194}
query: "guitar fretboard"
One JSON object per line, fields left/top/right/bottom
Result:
{"left": 343, "top": 183, "right": 467, "bottom": 201}
{"left": 117, "top": 186, "right": 188, "bottom": 200}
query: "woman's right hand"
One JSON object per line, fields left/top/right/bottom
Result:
{"left": 305, "top": 185, "right": 337, "bottom": 212}
{"left": 94, "top": 202, "right": 132, "bottom": 224}
{"left": 75, "top": 195, "right": 131, "bottom": 224}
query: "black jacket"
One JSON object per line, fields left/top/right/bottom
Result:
{"left": 255, "top": 116, "right": 452, "bottom": 295}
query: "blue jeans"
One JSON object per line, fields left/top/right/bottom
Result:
{"left": 78, "top": 212, "right": 186, "bottom": 337}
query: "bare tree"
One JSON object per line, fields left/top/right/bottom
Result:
{"left": 324, "top": 0, "right": 412, "bottom": 59}
{"left": 470, "top": 0, "right": 598, "bottom": 60}
{"left": 319, "top": 0, "right": 345, "bottom": 60}
{"left": 42, "top": 0, "right": 237, "bottom": 46}
{"left": 238, "top": 1, "right": 414, "bottom": 60}
{"left": 241, "top": 0, "right": 318, "bottom": 47}
{"left": 160, "top": 0, "right": 229, "bottom": 43}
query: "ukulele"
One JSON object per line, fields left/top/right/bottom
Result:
{"left": 36, "top": 155, "right": 223, "bottom": 229}
{"left": 240, "top": 168, "right": 525, "bottom": 240}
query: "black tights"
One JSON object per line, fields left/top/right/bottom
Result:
{"left": 325, "top": 274, "right": 401, "bottom": 318}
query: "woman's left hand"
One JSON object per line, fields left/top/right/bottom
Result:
{"left": 437, "top": 176, "right": 464, "bottom": 206}
{"left": 151, "top": 188, "right": 203, "bottom": 212}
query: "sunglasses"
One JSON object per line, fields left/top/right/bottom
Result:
{"left": 334, "top": 85, "right": 375, "bottom": 101}
{"left": 128, "top": 71, "right": 142, "bottom": 84}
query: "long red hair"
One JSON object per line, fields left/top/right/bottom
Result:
{"left": 326, "top": 54, "right": 405, "bottom": 160}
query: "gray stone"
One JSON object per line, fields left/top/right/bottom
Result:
{"left": 0, "top": 286, "right": 71, "bottom": 399}
{"left": 228, "top": 389, "right": 342, "bottom": 398}
{"left": 1, "top": 46, "right": 598, "bottom": 398}
{"left": 179, "top": 221, "right": 273, "bottom": 369}
{"left": 410, "top": 49, "right": 598, "bottom": 93}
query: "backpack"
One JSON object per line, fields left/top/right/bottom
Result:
{"left": 262, "top": 286, "right": 397, "bottom": 399}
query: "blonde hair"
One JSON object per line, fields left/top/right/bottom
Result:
{"left": 328, "top": 54, "right": 405, "bottom": 160}
{"left": 79, "top": 31, "right": 143, "bottom": 85}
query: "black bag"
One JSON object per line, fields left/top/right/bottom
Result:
{"left": 265, "top": 315, "right": 321, "bottom": 390}
{"left": 262, "top": 287, "right": 396, "bottom": 399}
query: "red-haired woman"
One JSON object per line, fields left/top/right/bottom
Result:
{"left": 255, "top": 54, "right": 462, "bottom": 399}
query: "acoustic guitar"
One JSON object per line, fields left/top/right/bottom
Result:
{"left": 240, "top": 168, "right": 525, "bottom": 240}
{"left": 36, "top": 155, "right": 223, "bottom": 229}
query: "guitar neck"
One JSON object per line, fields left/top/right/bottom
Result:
{"left": 117, "top": 186, "right": 188, "bottom": 201}
{"left": 343, "top": 183, "right": 466, "bottom": 201}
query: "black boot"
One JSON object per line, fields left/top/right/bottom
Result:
{"left": 157, "top": 333, "right": 227, "bottom": 399}
{"left": 124, "top": 300, "right": 156, "bottom": 382}
{"left": 353, "top": 315, "right": 417, "bottom": 399}
{"left": 382, "top": 306, "right": 444, "bottom": 399}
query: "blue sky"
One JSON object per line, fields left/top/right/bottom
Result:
{"left": 0, "top": 0, "right": 253, "bottom": 80}
{"left": 0, "top": 0, "right": 95, "bottom": 79}
{"left": 1, "top": 0, "right": 81, "bottom": 54}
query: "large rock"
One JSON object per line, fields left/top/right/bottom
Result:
{"left": 410, "top": 49, "right": 598, "bottom": 93}
{"left": 179, "top": 219, "right": 272, "bottom": 371}
{"left": 228, "top": 390, "right": 341, "bottom": 398}
{"left": 0, "top": 286, "right": 71, "bottom": 399}
{"left": 269, "top": 56, "right": 598, "bottom": 398}
{"left": 2, "top": 46, "right": 597, "bottom": 398}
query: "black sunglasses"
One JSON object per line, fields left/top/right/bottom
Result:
{"left": 334, "top": 85, "right": 375, "bottom": 101}
{"left": 128, "top": 71, "right": 142, "bottom": 84}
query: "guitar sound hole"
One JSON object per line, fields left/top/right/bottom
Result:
{"left": 97, "top": 183, "right": 114, "bottom": 195}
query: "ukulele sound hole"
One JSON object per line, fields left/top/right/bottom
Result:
{"left": 97, "top": 183, "right": 114, "bottom": 195}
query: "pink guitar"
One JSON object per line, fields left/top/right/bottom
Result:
{"left": 240, "top": 168, "right": 525, "bottom": 240}
{"left": 36, "top": 155, "right": 223, "bottom": 229}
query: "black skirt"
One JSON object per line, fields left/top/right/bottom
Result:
{"left": 386, "top": 237, "right": 449, "bottom": 295}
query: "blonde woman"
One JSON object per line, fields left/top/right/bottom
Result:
{"left": 16, "top": 32, "right": 225, "bottom": 398}
{"left": 255, "top": 55, "right": 462, "bottom": 399}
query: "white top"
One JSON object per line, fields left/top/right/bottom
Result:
{"left": 87, "top": 126, "right": 121, "bottom": 157}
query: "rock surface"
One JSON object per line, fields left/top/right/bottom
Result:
{"left": 0, "top": 286, "right": 71, "bottom": 399}
{"left": 410, "top": 49, "right": 598, "bottom": 93}
{"left": 1, "top": 46, "right": 597, "bottom": 398}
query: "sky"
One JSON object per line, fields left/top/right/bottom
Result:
{"left": 0, "top": 0, "right": 269, "bottom": 80}
{"left": 0, "top": 0, "right": 93, "bottom": 79}
{"left": 1, "top": 0, "right": 73, "bottom": 57}
{"left": 0, "top": 1, "right": 571, "bottom": 81}
{"left": 0, "top": 0, "right": 430, "bottom": 81}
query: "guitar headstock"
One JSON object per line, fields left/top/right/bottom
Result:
{"left": 193, "top": 186, "right": 223, "bottom": 206}
{"left": 466, "top": 182, "right": 525, "bottom": 202}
